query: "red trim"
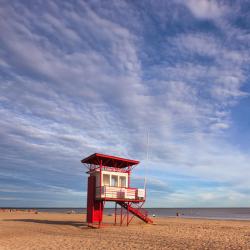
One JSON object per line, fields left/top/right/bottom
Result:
{"left": 95, "top": 186, "right": 137, "bottom": 190}
{"left": 98, "top": 197, "right": 144, "bottom": 203}
{"left": 81, "top": 153, "right": 139, "bottom": 168}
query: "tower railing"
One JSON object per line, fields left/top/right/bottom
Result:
{"left": 95, "top": 186, "right": 145, "bottom": 201}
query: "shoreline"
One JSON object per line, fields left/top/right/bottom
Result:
{"left": 1, "top": 208, "right": 250, "bottom": 222}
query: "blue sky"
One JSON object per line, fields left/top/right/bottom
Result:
{"left": 1, "top": 0, "right": 250, "bottom": 208}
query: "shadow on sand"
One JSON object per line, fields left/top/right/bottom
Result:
{"left": 3, "top": 219, "right": 93, "bottom": 229}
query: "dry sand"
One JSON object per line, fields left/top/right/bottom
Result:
{"left": 0, "top": 211, "right": 250, "bottom": 249}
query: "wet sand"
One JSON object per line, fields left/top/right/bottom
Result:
{"left": 0, "top": 211, "right": 250, "bottom": 249}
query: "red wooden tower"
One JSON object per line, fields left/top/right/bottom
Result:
{"left": 81, "top": 153, "right": 153, "bottom": 227}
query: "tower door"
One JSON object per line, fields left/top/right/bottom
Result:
{"left": 87, "top": 175, "right": 103, "bottom": 224}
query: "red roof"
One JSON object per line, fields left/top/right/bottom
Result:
{"left": 81, "top": 153, "right": 139, "bottom": 168}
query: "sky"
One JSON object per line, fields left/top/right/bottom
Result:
{"left": 1, "top": 0, "right": 250, "bottom": 208}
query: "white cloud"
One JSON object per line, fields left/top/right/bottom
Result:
{"left": 159, "top": 187, "right": 250, "bottom": 207}
{"left": 183, "top": 0, "right": 227, "bottom": 20}
{"left": 210, "top": 122, "right": 229, "bottom": 131}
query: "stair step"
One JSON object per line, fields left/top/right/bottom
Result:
{"left": 117, "top": 201, "right": 153, "bottom": 224}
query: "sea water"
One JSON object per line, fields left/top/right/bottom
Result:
{"left": 34, "top": 207, "right": 250, "bottom": 220}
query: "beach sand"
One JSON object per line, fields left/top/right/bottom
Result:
{"left": 0, "top": 211, "right": 250, "bottom": 249}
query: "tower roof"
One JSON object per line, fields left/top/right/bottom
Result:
{"left": 81, "top": 153, "right": 139, "bottom": 168}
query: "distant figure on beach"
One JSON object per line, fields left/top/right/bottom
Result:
{"left": 176, "top": 212, "right": 184, "bottom": 217}
{"left": 67, "top": 210, "right": 75, "bottom": 214}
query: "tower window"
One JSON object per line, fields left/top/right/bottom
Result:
{"left": 111, "top": 175, "right": 118, "bottom": 187}
{"left": 103, "top": 174, "right": 110, "bottom": 186}
{"left": 119, "top": 176, "right": 126, "bottom": 187}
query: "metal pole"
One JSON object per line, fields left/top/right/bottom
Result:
{"left": 127, "top": 202, "right": 129, "bottom": 226}
{"left": 120, "top": 205, "right": 123, "bottom": 226}
{"left": 144, "top": 130, "right": 149, "bottom": 190}
{"left": 114, "top": 202, "right": 117, "bottom": 225}
{"left": 99, "top": 160, "right": 102, "bottom": 228}
{"left": 128, "top": 169, "right": 130, "bottom": 188}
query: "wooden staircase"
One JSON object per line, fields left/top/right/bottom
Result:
{"left": 117, "top": 201, "right": 153, "bottom": 224}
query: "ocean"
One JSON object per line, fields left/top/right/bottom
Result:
{"left": 32, "top": 207, "right": 250, "bottom": 221}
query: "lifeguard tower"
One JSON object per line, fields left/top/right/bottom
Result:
{"left": 81, "top": 153, "right": 153, "bottom": 227}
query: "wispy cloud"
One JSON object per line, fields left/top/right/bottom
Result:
{"left": 183, "top": 0, "right": 228, "bottom": 20}
{"left": 0, "top": 0, "right": 250, "bottom": 207}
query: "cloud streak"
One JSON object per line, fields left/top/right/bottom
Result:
{"left": 0, "top": 0, "right": 250, "bottom": 207}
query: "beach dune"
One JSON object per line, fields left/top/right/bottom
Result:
{"left": 0, "top": 211, "right": 250, "bottom": 249}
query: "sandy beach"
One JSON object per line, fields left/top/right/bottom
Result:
{"left": 0, "top": 211, "right": 250, "bottom": 249}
